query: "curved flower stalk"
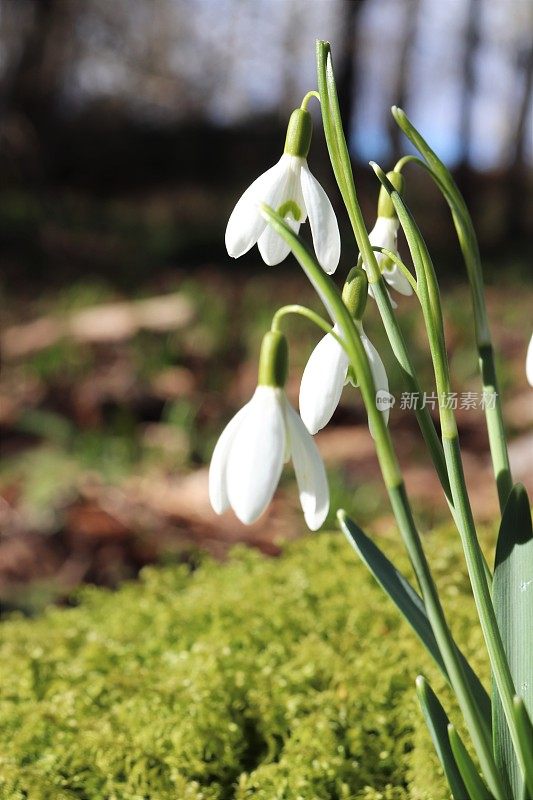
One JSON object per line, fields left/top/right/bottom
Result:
{"left": 299, "top": 267, "right": 390, "bottom": 436}
{"left": 390, "top": 106, "right": 513, "bottom": 511}
{"left": 526, "top": 334, "right": 533, "bottom": 387}
{"left": 209, "top": 331, "right": 329, "bottom": 530}
{"left": 225, "top": 103, "right": 340, "bottom": 274}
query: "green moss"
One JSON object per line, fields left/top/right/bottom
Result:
{"left": 0, "top": 528, "right": 487, "bottom": 799}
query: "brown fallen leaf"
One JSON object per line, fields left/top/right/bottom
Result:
{"left": 1, "top": 317, "right": 66, "bottom": 360}
{"left": 1, "top": 293, "right": 195, "bottom": 358}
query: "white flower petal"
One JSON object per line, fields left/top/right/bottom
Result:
{"left": 284, "top": 400, "right": 329, "bottom": 531}
{"left": 368, "top": 216, "right": 398, "bottom": 253}
{"left": 208, "top": 403, "right": 251, "bottom": 514}
{"left": 225, "top": 157, "right": 286, "bottom": 258}
{"left": 365, "top": 217, "right": 409, "bottom": 303}
{"left": 283, "top": 155, "right": 308, "bottom": 222}
{"left": 257, "top": 155, "right": 306, "bottom": 266}
{"left": 226, "top": 386, "right": 285, "bottom": 524}
{"left": 293, "top": 164, "right": 307, "bottom": 224}
{"left": 360, "top": 329, "right": 390, "bottom": 432}
{"left": 299, "top": 325, "right": 348, "bottom": 434}
{"left": 383, "top": 263, "right": 413, "bottom": 296}
{"left": 527, "top": 334, "right": 533, "bottom": 387}
{"left": 300, "top": 163, "right": 341, "bottom": 274}
{"left": 258, "top": 216, "right": 300, "bottom": 266}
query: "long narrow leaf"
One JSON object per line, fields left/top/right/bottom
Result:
{"left": 416, "top": 676, "right": 469, "bottom": 799}
{"left": 493, "top": 484, "right": 533, "bottom": 798}
{"left": 513, "top": 696, "right": 533, "bottom": 799}
{"left": 448, "top": 724, "right": 494, "bottom": 800}
{"left": 391, "top": 105, "right": 513, "bottom": 509}
{"left": 339, "top": 510, "right": 491, "bottom": 722}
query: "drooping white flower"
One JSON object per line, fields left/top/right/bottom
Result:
{"left": 299, "top": 321, "right": 390, "bottom": 436}
{"left": 527, "top": 333, "right": 533, "bottom": 387}
{"left": 209, "top": 332, "right": 329, "bottom": 530}
{"left": 299, "top": 324, "right": 348, "bottom": 435}
{"left": 225, "top": 108, "right": 340, "bottom": 274}
{"left": 209, "top": 386, "right": 329, "bottom": 530}
{"left": 365, "top": 216, "right": 413, "bottom": 307}
{"left": 300, "top": 266, "right": 390, "bottom": 436}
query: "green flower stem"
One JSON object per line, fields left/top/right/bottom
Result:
{"left": 317, "top": 38, "right": 493, "bottom": 590}
{"left": 513, "top": 696, "right": 533, "bottom": 797}
{"left": 264, "top": 206, "right": 400, "bottom": 489}
{"left": 271, "top": 305, "right": 345, "bottom": 347}
{"left": 380, "top": 164, "right": 495, "bottom": 604}
{"left": 316, "top": 41, "right": 504, "bottom": 793}
{"left": 376, "top": 156, "right": 492, "bottom": 587}
{"left": 316, "top": 41, "right": 378, "bottom": 281}
{"left": 368, "top": 167, "right": 452, "bottom": 433}
{"left": 478, "top": 345, "right": 512, "bottom": 514}
{"left": 318, "top": 33, "right": 490, "bottom": 590}
{"left": 262, "top": 204, "right": 502, "bottom": 797}
{"left": 316, "top": 39, "right": 452, "bottom": 506}
{"left": 300, "top": 90, "right": 320, "bottom": 111}
{"left": 373, "top": 166, "right": 524, "bottom": 787}
{"left": 361, "top": 249, "right": 491, "bottom": 589}
{"left": 391, "top": 108, "right": 512, "bottom": 512}
{"left": 258, "top": 331, "right": 288, "bottom": 388}
{"left": 386, "top": 483, "right": 500, "bottom": 784}
{"left": 369, "top": 246, "right": 419, "bottom": 296}
{"left": 372, "top": 277, "right": 453, "bottom": 505}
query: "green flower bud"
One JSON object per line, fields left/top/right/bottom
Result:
{"left": 258, "top": 331, "right": 289, "bottom": 388}
{"left": 284, "top": 109, "right": 313, "bottom": 159}
{"left": 377, "top": 171, "right": 404, "bottom": 219}
{"left": 342, "top": 266, "right": 368, "bottom": 321}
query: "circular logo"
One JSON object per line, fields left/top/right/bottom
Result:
{"left": 375, "top": 389, "right": 395, "bottom": 410}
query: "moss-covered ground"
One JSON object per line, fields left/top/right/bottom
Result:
{"left": 0, "top": 525, "right": 488, "bottom": 799}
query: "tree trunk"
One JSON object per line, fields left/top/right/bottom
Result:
{"left": 336, "top": 0, "right": 366, "bottom": 147}
{"left": 505, "top": 41, "right": 533, "bottom": 240}
{"left": 389, "top": 0, "right": 420, "bottom": 161}
{"left": 456, "top": 0, "right": 479, "bottom": 205}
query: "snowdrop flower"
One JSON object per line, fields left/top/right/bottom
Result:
{"left": 209, "top": 331, "right": 329, "bottom": 530}
{"left": 225, "top": 105, "right": 340, "bottom": 274}
{"left": 527, "top": 333, "right": 533, "bottom": 387}
{"left": 299, "top": 268, "right": 390, "bottom": 436}
{"left": 364, "top": 171, "right": 412, "bottom": 307}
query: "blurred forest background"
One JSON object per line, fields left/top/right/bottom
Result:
{"left": 1, "top": 0, "right": 532, "bottom": 613}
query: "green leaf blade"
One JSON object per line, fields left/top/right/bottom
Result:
{"left": 513, "top": 696, "right": 533, "bottom": 799}
{"left": 493, "top": 484, "right": 533, "bottom": 798}
{"left": 416, "top": 676, "right": 469, "bottom": 800}
{"left": 338, "top": 510, "right": 491, "bottom": 722}
{"left": 448, "top": 724, "right": 494, "bottom": 800}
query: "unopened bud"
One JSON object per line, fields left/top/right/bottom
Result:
{"left": 342, "top": 266, "right": 368, "bottom": 321}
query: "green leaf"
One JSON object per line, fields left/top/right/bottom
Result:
{"left": 391, "top": 105, "right": 513, "bottom": 509}
{"left": 493, "top": 484, "right": 533, "bottom": 798}
{"left": 448, "top": 724, "right": 494, "bottom": 800}
{"left": 339, "top": 510, "right": 491, "bottom": 722}
{"left": 415, "top": 676, "right": 469, "bottom": 799}
{"left": 513, "top": 696, "right": 533, "bottom": 799}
